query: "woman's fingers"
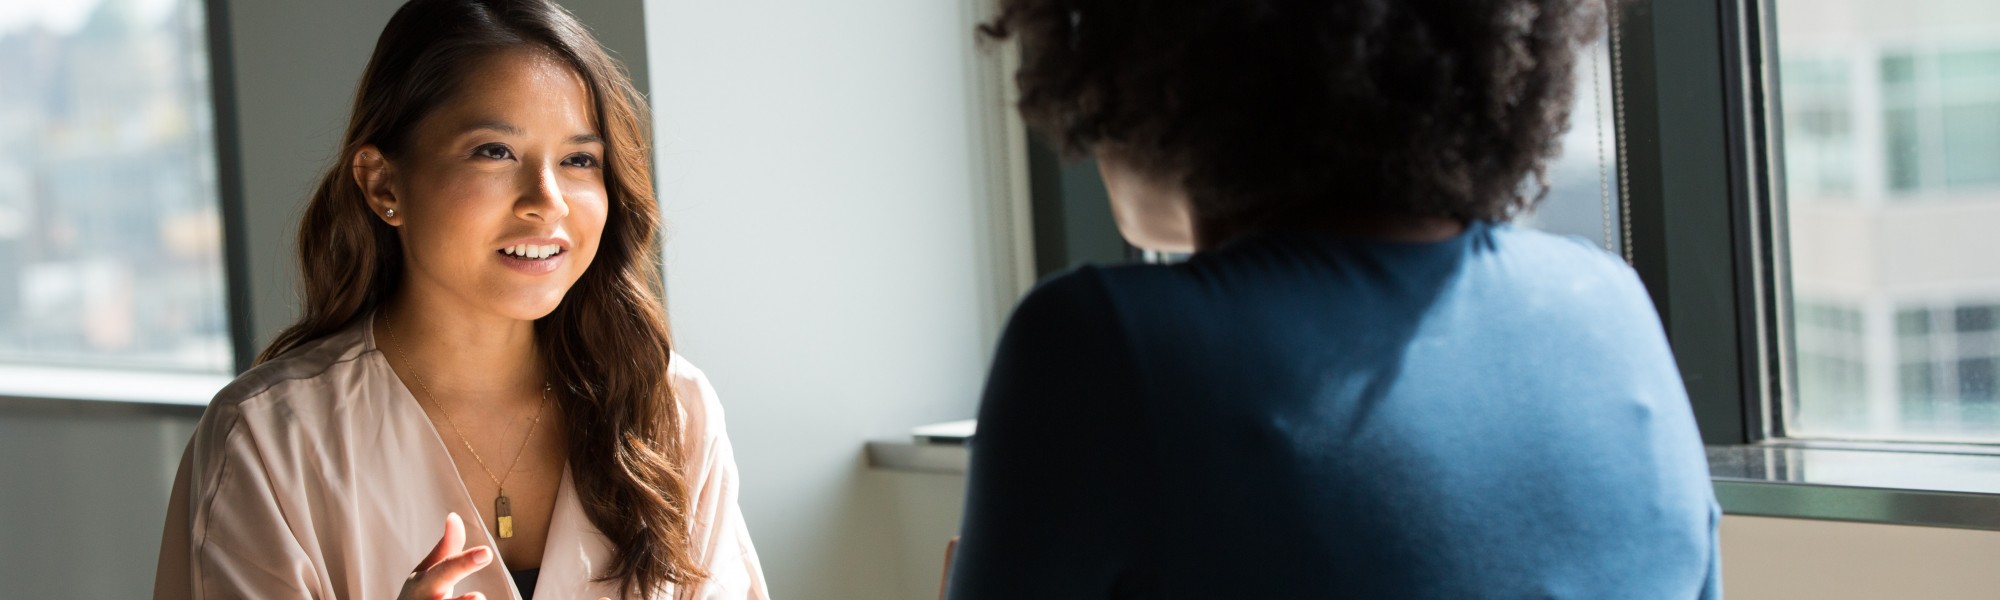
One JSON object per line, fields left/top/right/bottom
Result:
{"left": 401, "top": 546, "right": 494, "bottom": 600}
{"left": 419, "top": 512, "right": 468, "bottom": 572}
{"left": 398, "top": 517, "right": 491, "bottom": 600}
{"left": 424, "top": 546, "right": 494, "bottom": 590}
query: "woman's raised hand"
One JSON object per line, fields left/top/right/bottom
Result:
{"left": 400, "top": 512, "right": 495, "bottom": 600}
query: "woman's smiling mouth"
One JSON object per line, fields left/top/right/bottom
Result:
{"left": 500, "top": 243, "right": 564, "bottom": 260}
{"left": 496, "top": 239, "right": 570, "bottom": 274}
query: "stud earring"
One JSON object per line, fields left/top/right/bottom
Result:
{"left": 385, "top": 208, "right": 396, "bottom": 218}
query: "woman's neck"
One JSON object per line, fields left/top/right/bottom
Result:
{"left": 1195, "top": 210, "right": 1467, "bottom": 251}
{"left": 375, "top": 288, "right": 546, "bottom": 404}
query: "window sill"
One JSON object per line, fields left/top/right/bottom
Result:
{"left": 1708, "top": 442, "right": 2000, "bottom": 531}
{"left": 869, "top": 423, "right": 2000, "bottom": 531}
{"left": 864, "top": 439, "right": 968, "bottom": 475}
{"left": 0, "top": 364, "right": 227, "bottom": 413}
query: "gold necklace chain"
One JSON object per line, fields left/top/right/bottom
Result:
{"left": 383, "top": 313, "right": 550, "bottom": 539}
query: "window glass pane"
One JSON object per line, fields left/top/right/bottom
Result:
{"left": 1782, "top": 58, "right": 1859, "bottom": 198}
{"left": 1900, "top": 362, "right": 1938, "bottom": 403}
{"left": 0, "top": 0, "right": 230, "bottom": 374}
{"left": 1779, "top": 0, "right": 2000, "bottom": 442}
{"left": 1958, "top": 358, "right": 1996, "bottom": 403}
{"left": 1941, "top": 104, "right": 2000, "bottom": 187}
{"left": 1939, "top": 49, "right": 2000, "bottom": 87}
{"left": 1883, "top": 107, "right": 1924, "bottom": 193}
{"left": 1896, "top": 308, "right": 1932, "bottom": 336}
{"left": 1958, "top": 305, "right": 1997, "bottom": 333}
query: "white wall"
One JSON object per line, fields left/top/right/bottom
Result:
{"left": 857, "top": 479, "right": 2000, "bottom": 600}
{"left": 642, "top": 0, "right": 1021, "bottom": 597}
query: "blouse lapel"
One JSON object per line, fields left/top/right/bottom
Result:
{"left": 365, "top": 316, "right": 619, "bottom": 600}
{"left": 536, "top": 464, "right": 621, "bottom": 599}
{"left": 366, "top": 318, "right": 527, "bottom": 600}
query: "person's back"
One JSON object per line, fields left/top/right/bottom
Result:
{"left": 950, "top": 0, "right": 1719, "bottom": 597}
{"left": 950, "top": 224, "right": 1718, "bottom": 598}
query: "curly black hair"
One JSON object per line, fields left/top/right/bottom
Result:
{"left": 982, "top": 0, "right": 1608, "bottom": 231}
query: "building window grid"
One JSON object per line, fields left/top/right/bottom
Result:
{"left": 1879, "top": 45, "right": 2000, "bottom": 198}
{"left": 1888, "top": 300, "right": 2000, "bottom": 433}
{"left": 1793, "top": 300, "right": 1873, "bottom": 432}
{"left": 1779, "top": 42, "right": 2000, "bottom": 208}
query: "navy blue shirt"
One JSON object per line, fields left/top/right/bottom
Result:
{"left": 947, "top": 222, "right": 1720, "bottom": 599}
{"left": 510, "top": 567, "right": 537, "bottom": 599}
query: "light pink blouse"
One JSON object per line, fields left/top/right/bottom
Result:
{"left": 153, "top": 318, "right": 768, "bottom": 599}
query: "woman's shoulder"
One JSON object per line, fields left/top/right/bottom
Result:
{"left": 212, "top": 321, "right": 375, "bottom": 412}
{"left": 990, "top": 266, "right": 1145, "bottom": 391}
{"left": 1479, "top": 224, "right": 1660, "bottom": 315}
{"left": 175, "top": 321, "right": 383, "bottom": 495}
{"left": 192, "top": 321, "right": 381, "bottom": 455}
{"left": 1483, "top": 223, "right": 1638, "bottom": 279}
{"left": 667, "top": 351, "right": 730, "bottom": 446}
{"left": 1011, "top": 265, "right": 1128, "bottom": 328}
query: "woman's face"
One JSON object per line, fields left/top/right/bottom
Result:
{"left": 356, "top": 48, "right": 608, "bottom": 322}
{"left": 1095, "top": 146, "right": 1195, "bottom": 253}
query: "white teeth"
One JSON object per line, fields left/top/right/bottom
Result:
{"left": 502, "top": 244, "right": 561, "bottom": 259}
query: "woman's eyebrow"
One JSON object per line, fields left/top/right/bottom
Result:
{"left": 456, "top": 120, "right": 600, "bottom": 144}
{"left": 460, "top": 119, "right": 524, "bottom": 137}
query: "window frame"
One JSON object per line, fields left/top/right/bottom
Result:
{"left": 208, "top": 0, "right": 257, "bottom": 375}
{"left": 1637, "top": 0, "right": 2000, "bottom": 449}
{"left": 1614, "top": 0, "right": 1787, "bottom": 445}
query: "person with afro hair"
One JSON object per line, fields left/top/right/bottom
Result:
{"left": 947, "top": 1, "right": 1721, "bottom": 598}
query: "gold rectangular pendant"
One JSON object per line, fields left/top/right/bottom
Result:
{"left": 496, "top": 494, "right": 515, "bottom": 539}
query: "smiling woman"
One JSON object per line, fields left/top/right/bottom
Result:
{"left": 151, "top": 1, "right": 768, "bottom": 599}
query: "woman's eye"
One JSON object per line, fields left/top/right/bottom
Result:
{"left": 473, "top": 144, "right": 514, "bottom": 160}
{"left": 563, "top": 153, "right": 600, "bottom": 169}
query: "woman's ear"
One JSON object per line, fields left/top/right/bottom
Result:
{"left": 352, "top": 144, "right": 401, "bottom": 225}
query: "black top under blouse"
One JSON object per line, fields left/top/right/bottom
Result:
{"left": 509, "top": 567, "right": 538, "bottom": 599}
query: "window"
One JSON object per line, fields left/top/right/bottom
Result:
{"left": 0, "top": 0, "right": 234, "bottom": 382}
{"left": 1775, "top": 0, "right": 2000, "bottom": 442}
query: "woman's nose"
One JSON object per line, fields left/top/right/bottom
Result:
{"left": 519, "top": 163, "right": 571, "bottom": 223}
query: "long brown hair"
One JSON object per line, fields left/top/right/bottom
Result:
{"left": 257, "top": 0, "right": 704, "bottom": 594}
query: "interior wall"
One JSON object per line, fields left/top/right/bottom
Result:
{"left": 0, "top": 402, "right": 199, "bottom": 598}
{"left": 1720, "top": 514, "right": 2000, "bottom": 599}
{"left": 870, "top": 481, "right": 2000, "bottom": 600}
{"left": 641, "top": 0, "right": 1015, "bottom": 596}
